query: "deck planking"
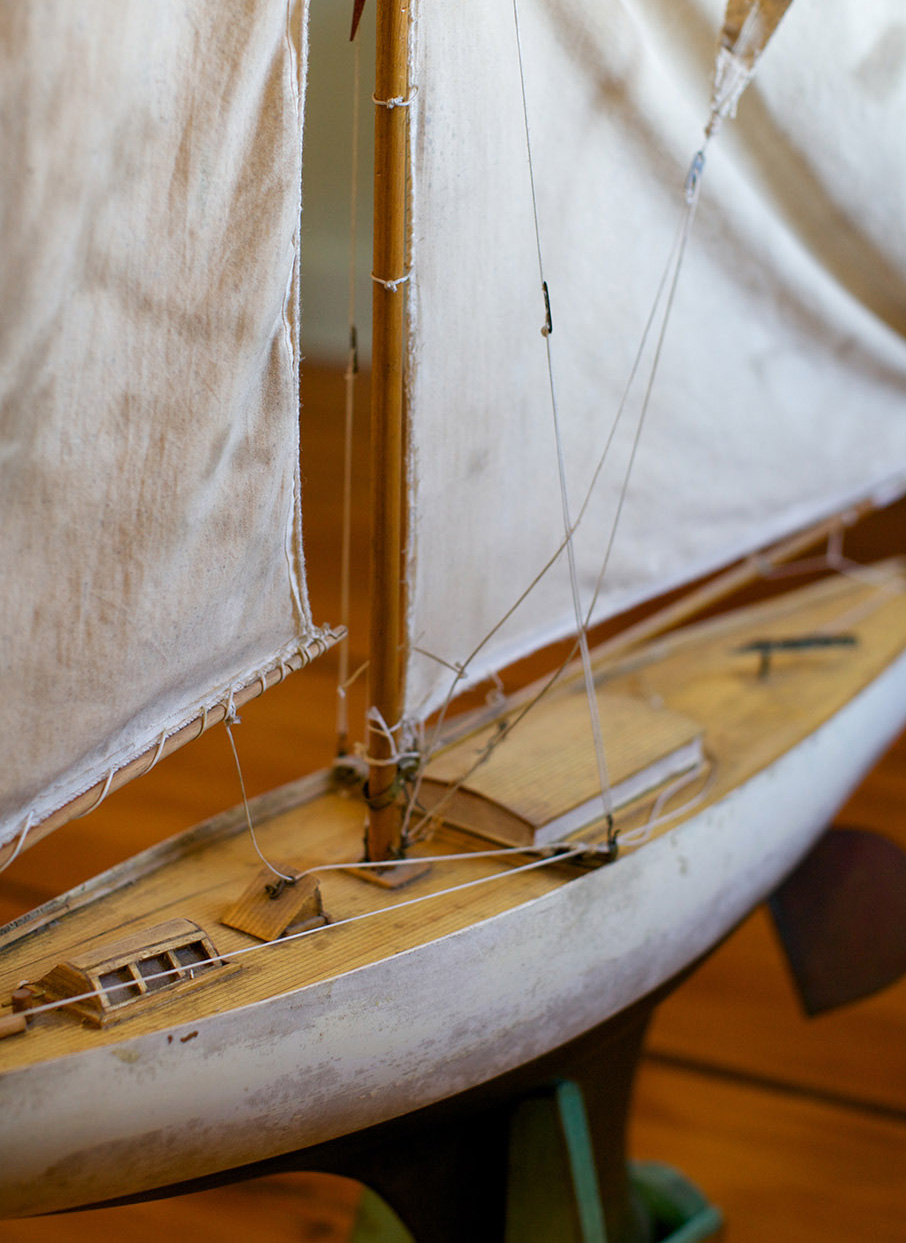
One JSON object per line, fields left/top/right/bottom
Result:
{"left": 2, "top": 367, "right": 904, "bottom": 1239}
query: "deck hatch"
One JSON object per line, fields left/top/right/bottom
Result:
{"left": 23, "top": 919, "right": 235, "bottom": 1026}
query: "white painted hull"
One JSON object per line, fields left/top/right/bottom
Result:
{"left": 2, "top": 643, "right": 905, "bottom": 1217}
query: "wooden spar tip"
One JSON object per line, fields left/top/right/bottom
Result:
{"left": 737, "top": 633, "right": 858, "bottom": 680}
{"left": 350, "top": 0, "right": 367, "bottom": 40}
{"left": 0, "top": 1011, "right": 27, "bottom": 1040}
{"left": 1, "top": 989, "right": 34, "bottom": 1039}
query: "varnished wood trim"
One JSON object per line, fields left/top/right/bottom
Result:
{"left": 367, "top": 0, "right": 411, "bottom": 860}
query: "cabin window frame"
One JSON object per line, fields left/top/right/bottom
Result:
{"left": 26, "top": 919, "right": 236, "bottom": 1027}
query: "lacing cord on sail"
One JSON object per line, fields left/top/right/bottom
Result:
{"left": 70, "top": 719, "right": 175, "bottom": 823}
{"left": 372, "top": 86, "right": 417, "bottom": 109}
{"left": 0, "top": 813, "right": 34, "bottom": 877}
{"left": 72, "top": 768, "right": 116, "bottom": 819}
{"left": 70, "top": 723, "right": 177, "bottom": 829}
{"left": 371, "top": 271, "right": 411, "bottom": 293}
{"left": 0, "top": 636, "right": 341, "bottom": 868}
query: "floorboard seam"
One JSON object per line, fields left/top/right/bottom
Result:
{"left": 643, "top": 1048, "right": 906, "bottom": 1125}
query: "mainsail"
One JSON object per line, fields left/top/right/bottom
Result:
{"left": 404, "top": 0, "right": 906, "bottom": 719}
{"left": 0, "top": 1, "right": 331, "bottom": 849}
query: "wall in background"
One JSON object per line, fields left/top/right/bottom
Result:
{"left": 301, "top": 2, "right": 375, "bottom": 365}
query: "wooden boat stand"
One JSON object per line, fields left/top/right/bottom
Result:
{"left": 77, "top": 968, "right": 722, "bottom": 1242}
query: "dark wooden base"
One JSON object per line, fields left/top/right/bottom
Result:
{"left": 80, "top": 970, "right": 703, "bottom": 1241}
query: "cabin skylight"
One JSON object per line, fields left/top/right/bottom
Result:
{"left": 21, "top": 919, "right": 234, "bottom": 1026}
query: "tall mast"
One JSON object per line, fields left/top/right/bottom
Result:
{"left": 366, "top": 0, "right": 410, "bottom": 861}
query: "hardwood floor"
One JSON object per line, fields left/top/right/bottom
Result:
{"left": 633, "top": 730, "right": 906, "bottom": 1243}
{"left": 2, "top": 367, "right": 904, "bottom": 1240}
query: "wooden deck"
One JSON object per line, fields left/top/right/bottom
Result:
{"left": 2, "top": 367, "right": 903, "bottom": 1239}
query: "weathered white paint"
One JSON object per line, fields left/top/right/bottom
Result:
{"left": 2, "top": 645, "right": 906, "bottom": 1216}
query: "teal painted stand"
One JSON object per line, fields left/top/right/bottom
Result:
{"left": 504, "top": 1081, "right": 722, "bottom": 1243}
{"left": 630, "top": 1160, "right": 723, "bottom": 1243}
{"left": 505, "top": 1081, "right": 608, "bottom": 1241}
{"left": 350, "top": 1080, "right": 722, "bottom": 1242}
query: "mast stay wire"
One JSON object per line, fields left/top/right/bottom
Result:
{"left": 402, "top": 8, "right": 713, "bottom": 846}
{"left": 510, "top": 0, "right": 613, "bottom": 835}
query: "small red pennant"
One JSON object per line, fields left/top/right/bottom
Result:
{"left": 350, "top": 0, "right": 367, "bottom": 41}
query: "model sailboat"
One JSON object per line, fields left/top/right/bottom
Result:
{"left": 1, "top": 0, "right": 905, "bottom": 1220}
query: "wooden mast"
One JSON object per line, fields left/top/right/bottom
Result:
{"left": 365, "top": 0, "right": 410, "bottom": 861}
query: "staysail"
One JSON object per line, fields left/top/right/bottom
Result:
{"left": 404, "top": 0, "right": 906, "bottom": 720}
{"left": 0, "top": 1, "right": 331, "bottom": 851}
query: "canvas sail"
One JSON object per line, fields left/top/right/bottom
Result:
{"left": 404, "top": 0, "right": 906, "bottom": 720}
{"left": 0, "top": 1, "right": 329, "bottom": 850}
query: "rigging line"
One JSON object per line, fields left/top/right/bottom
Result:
{"left": 224, "top": 720, "right": 296, "bottom": 884}
{"left": 619, "top": 755, "right": 717, "bottom": 848}
{"left": 404, "top": 146, "right": 699, "bottom": 837}
{"left": 19, "top": 845, "right": 587, "bottom": 1022}
{"left": 341, "top": 657, "right": 370, "bottom": 692}
{"left": 404, "top": 632, "right": 597, "bottom": 846}
{"left": 509, "top": 0, "right": 611, "bottom": 822}
{"left": 410, "top": 193, "right": 691, "bottom": 745}
{"left": 403, "top": 197, "right": 691, "bottom": 793}
{"left": 582, "top": 154, "right": 706, "bottom": 634}
{"left": 510, "top": 0, "right": 546, "bottom": 294}
{"left": 403, "top": 185, "right": 706, "bottom": 843}
{"left": 571, "top": 208, "right": 688, "bottom": 539}
{"left": 305, "top": 841, "right": 584, "bottom": 874}
{"left": 406, "top": 127, "right": 711, "bottom": 842}
{"left": 337, "top": 33, "right": 362, "bottom": 755}
{"left": 399, "top": 531, "right": 580, "bottom": 840}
